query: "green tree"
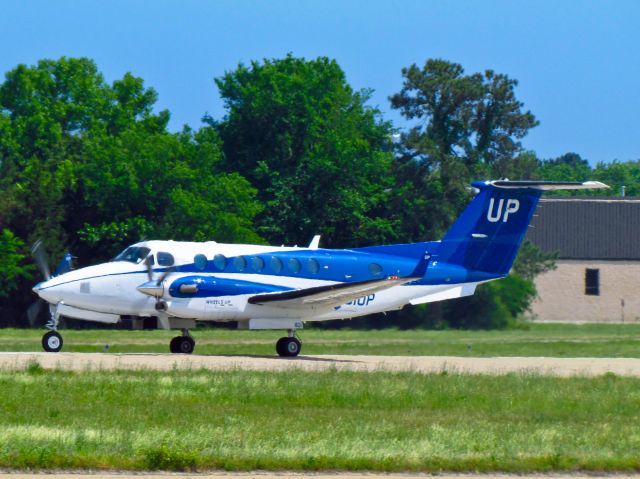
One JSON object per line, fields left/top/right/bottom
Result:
{"left": 593, "top": 160, "right": 640, "bottom": 197}
{"left": 537, "top": 152, "right": 592, "bottom": 183}
{"left": 445, "top": 275, "right": 536, "bottom": 329}
{"left": 389, "top": 59, "right": 540, "bottom": 328}
{"left": 75, "top": 125, "right": 262, "bottom": 261}
{"left": 215, "top": 55, "right": 396, "bottom": 247}
{"left": 512, "top": 240, "right": 558, "bottom": 281}
{"left": 0, "top": 57, "right": 263, "bottom": 323}
{"left": 0, "top": 57, "right": 170, "bottom": 259}
{"left": 0, "top": 229, "right": 33, "bottom": 299}
{"left": 389, "top": 59, "right": 539, "bottom": 242}
{"left": 533, "top": 153, "right": 640, "bottom": 198}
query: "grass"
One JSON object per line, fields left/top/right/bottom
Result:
{"left": 2, "top": 322, "right": 640, "bottom": 356}
{"left": 1, "top": 366, "right": 640, "bottom": 472}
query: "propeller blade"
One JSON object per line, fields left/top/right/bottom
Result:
{"left": 155, "top": 267, "right": 176, "bottom": 286}
{"left": 27, "top": 299, "right": 45, "bottom": 326}
{"left": 31, "top": 240, "right": 51, "bottom": 281}
{"left": 145, "top": 255, "right": 154, "bottom": 282}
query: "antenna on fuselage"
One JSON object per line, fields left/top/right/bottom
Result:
{"left": 308, "top": 235, "right": 321, "bottom": 250}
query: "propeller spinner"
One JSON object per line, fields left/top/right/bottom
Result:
{"left": 136, "top": 256, "right": 174, "bottom": 297}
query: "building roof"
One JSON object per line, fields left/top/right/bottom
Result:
{"left": 526, "top": 197, "right": 640, "bottom": 260}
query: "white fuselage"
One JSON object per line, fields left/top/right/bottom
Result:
{"left": 34, "top": 240, "right": 479, "bottom": 329}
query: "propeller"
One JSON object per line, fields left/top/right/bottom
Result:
{"left": 137, "top": 255, "right": 175, "bottom": 298}
{"left": 31, "top": 239, "right": 51, "bottom": 281}
{"left": 27, "top": 299, "right": 45, "bottom": 326}
{"left": 29, "top": 239, "right": 51, "bottom": 326}
{"left": 29, "top": 240, "right": 76, "bottom": 326}
{"left": 145, "top": 256, "right": 175, "bottom": 285}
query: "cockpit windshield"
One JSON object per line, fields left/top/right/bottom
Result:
{"left": 113, "top": 246, "right": 151, "bottom": 264}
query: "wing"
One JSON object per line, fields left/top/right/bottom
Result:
{"left": 248, "top": 276, "right": 417, "bottom": 309}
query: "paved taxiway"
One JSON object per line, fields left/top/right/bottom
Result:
{"left": 2, "top": 352, "right": 640, "bottom": 376}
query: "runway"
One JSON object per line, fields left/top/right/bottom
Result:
{"left": 2, "top": 352, "right": 640, "bottom": 376}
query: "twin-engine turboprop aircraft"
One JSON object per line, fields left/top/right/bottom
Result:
{"left": 32, "top": 180, "right": 606, "bottom": 356}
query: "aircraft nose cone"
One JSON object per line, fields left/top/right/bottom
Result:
{"left": 32, "top": 280, "right": 51, "bottom": 296}
{"left": 32, "top": 279, "right": 60, "bottom": 303}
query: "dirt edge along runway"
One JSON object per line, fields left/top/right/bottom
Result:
{"left": 2, "top": 352, "right": 640, "bottom": 376}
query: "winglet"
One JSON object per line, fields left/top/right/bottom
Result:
{"left": 308, "top": 235, "right": 321, "bottom": 250}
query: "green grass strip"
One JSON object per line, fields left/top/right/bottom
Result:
{"left": 3, "top": 322, "right": 640, "bottom": 356}
{"left": 1, "top": 365, "right": 640, "bottom": 472}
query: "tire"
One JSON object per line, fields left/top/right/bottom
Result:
{"left": 172, "top": 336, "right": 195, "bottom": 354}
{"left": 285, "top": 337, "right": 301, "bottom": 357}
{"left": 275, "top": 337, "right": 288, "bottom": 356}
{"left": 276, "top": 337, "right": 301, "bottom": 357}
{"left": 169, "top": 336, "right": 180, "bottom": 353}
{"left": 42, "top": 331, "right": 63, "bottom": 352}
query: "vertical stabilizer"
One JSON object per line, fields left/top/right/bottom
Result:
{"left": 436, "top": 180, "right": 607, "bottom": 276}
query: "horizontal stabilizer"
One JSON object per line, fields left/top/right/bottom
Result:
{"left": 248, "top": 276, "right": 417, "bottom": 309}
{"left": 486, "top": 180, "right": 609, "bottom": 191}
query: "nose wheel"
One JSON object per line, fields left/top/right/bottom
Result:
{"left": 276, "top": 336, "right": 301, "bottom": 357}
{"left": 42, "top": 331, "right": 63, "bottom": 352}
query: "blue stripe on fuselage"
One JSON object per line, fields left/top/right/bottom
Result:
{"left": 174, "top": 248, "right": 422, "bottom": 283}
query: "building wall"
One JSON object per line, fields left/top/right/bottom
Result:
{"left": 530, "top": 260, "right": 640, "bottom": 323}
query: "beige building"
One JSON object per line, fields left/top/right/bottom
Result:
{"left": 526, "top": 198, "right": 640, "bottom": 323}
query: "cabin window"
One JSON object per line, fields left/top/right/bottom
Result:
{"left": 288, "top": 258, "right": 301, "bottom": 274}
{"left": 271, "top": 256, "right": 283, "bottom": 273}
{"left": 194, "top": 254, "right": 207, "bottom": 271}
{"left": 233, "top": 256, "right": 247, "bottom": 272}
{"left": 251, "top": 256, "right": 265, "bottom": 272}
{"left": 585, "top": 268, "right": 600, "bottom": 296}
{"left": 369, "top": 263, "right": 383, "bottom": 275}
{"left": 308, "top": 258, "right": 320, "bottom": 274}
{"left": 113, "top": 246, "right": 150, "bottom": 264}
{"left": 157, "top": 252, "right": 175, "bottom": 267}
{"left": 213, "top": 254, "right": 227, "bottom": 270}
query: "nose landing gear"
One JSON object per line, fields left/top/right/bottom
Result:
{"left": 41, "top": 304, "right": 62, "bottom": 352}
{"left": 42, "top": 330, "right": 63, "bottom": 352}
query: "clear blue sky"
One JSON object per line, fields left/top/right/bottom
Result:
{"left": 1, "top": 0, "right": 638, "bottom": 164}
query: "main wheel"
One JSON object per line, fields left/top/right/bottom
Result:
{"left": 170, "top": 336, "right": 195, "bottom": 354}
{"left": 276, "top": 337, "right": 301, "bottom": 357}
{"left": 42, "top": 331, "right": 63, "bottom": 352}
{"left": 275, "top": 337, "right": 288, "bottom": 356}
{"left": 169, "top": 336, "right": 180, "bottom": 353}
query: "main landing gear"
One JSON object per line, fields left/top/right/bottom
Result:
{"left": 276, "top": 329, "right": 301, "bottom": 357}
{"left": 169, "top": 329, "right": 195, "bottom": 354}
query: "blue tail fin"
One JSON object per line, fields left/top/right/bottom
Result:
{"left": 356, "top": 180, "right": 606, "bottom": 279}
{"left": 436, "top": 180, "right": 606, "bottom": 276}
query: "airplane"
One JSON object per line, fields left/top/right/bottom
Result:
{"left": 31, "top": 179, "right": 607, "bottom": 356}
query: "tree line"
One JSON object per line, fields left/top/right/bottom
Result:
{"left": 0, "top": 55, "right": 636, "bottom": 328}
